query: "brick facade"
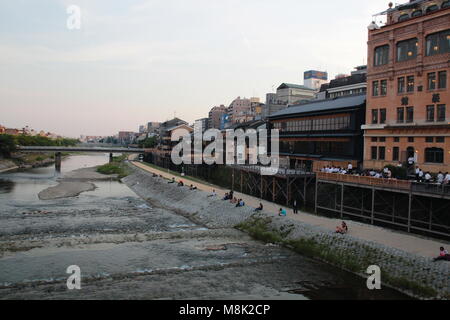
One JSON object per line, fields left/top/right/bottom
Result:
{"left": 364, "top": 3, "right": 450, "bottom": 173}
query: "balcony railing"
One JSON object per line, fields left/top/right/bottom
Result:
{"left": 317, "top": 172, "right": 450, "bottom": 196}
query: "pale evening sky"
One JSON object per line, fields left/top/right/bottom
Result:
{"left": 1, "top": 0, "right": 390, "bottom": 137}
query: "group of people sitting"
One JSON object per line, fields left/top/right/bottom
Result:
{"left": 433, "top": 247, "right": 450, "bottom": 262}
{"left": 415, "top": 168, "right": 450, "bottom": 185}
{"left": 321, "top": 164, "right": 394, "bottom": 179}
{"left": 222, "top": 191, "right": 246, "bottom": 207}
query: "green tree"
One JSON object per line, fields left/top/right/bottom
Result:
{"left": 0, "top": 134, "right": 17, "bottom": 158}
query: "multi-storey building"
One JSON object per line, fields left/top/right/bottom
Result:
{"left": 363, "top": 0, "right": 449, "bottom": 173}
{"left": 268, "top": 94, "right": 366, "bottom": 172}
{"left": 276, "top": 83, "right": 316, "bottom": 106}
{"left": 317, "top": 66, "right": 367, "bottom": 100}
{"left": 208, "top": 105, "right": 227, "bottom": 129}
{"left": 303, "top": 70, "right": 328, "bottom": 90}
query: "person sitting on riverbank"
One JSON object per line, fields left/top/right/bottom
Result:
{"left": 208, "top": 189, "right": 217, "bottom": 197}
{"left": 278, "top": 208, "right": 287, "bottom": 216}
{"left": 433, "top": 247, "right": 450, "bottom": 262}
{"left": 336, "top": 221, "right": 348, "bottom": 234}
{"left": 168, "top": 177, "right": 175, "bottom": 184}
{"left": 223, "top": 193, "right": 230, "bottom": 200}
{"left": 254, "top": 203, "right": 263, "bottom": 212}
{"left": 230, "top": 197, "right": 238, "bottom": 204}
{"left": 189, "top": 184, "right": 197, "bottom": 190}
{"left": 235, "top": 199, "right": 245, "bottom": 207}
{"left": 177, "top": 180, "right": 184, "bottom": 187}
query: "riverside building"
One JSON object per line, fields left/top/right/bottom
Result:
{"left": 363, "top": 0, "right": 450, "bottom": 173}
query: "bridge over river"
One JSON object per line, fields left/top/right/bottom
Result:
{"left": 17, "top": 146, "right": 145, "bottom": 171}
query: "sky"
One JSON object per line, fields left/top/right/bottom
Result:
{"left": 0, "top": 0, "right": 391, "bottom": 137}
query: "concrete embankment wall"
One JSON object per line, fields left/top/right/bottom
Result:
{"left": 0, "top": 159, "right": 18, "bottom": 173}
{"left": 123, "top": 165, "right": 450, "bottom": 300}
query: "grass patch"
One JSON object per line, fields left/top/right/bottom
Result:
{"left": 97, "top": 156, "right": 130, "bottom": 179}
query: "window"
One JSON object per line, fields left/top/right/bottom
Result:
{"left": 394, "top": 137, "right": 400, "bottom": 143}
{"left": 407, "top": 76, "right": 415, "bottom": 92}
{"left": 379, "top": 137, "right": 386, "bottom": 142}
{"left": 408, "top": 137, "right": 415, "bottom": 143}
{"left": 436, "top": 137, "right": 445, "bottom": 143}
{"left": 380, "top": 108, "right": 386, "bottom": 124}
{"left": 437, "top": 104, "right": 446, "bottom": 122}
{"left": 371, "top": 137, "right": 378, "bottom": 142}
{"left": 426, "top": 5, "right": 439, "bottom": 13}
{"left": 425, "top": 148, "right": 443, "bottom": 163}
{"left": 398, "top": 77, "right": 405, "bottom": 93}
{"left": 438, "top": 71, "right": 447, "bottom": 89}
{"left": 397, "top": 107, "right": 405, "bottom": 123}
{"left": 371, "top": 146, "right": 377, "bottom": 160}
{"left": 426, "top": 29, "right": 450, "bottom": 56}
{"left": 379, "top": 147, "right": 386, "bottom": 160}
{"left": 411, "top": 10, "right": 423, "bottom": 17}
{"left": 443, "top": 1, "right": 450, "bottom": 9}
{"left": 372, "top": 81, "right": 379, "bottom": 96}
{"left": 380, "top": 80, "right": 387, "bottom": 95}
{"left": 398, "top": 14, "right": 410, "bottom": 22}
{"left": 425, "top": 137, "right": 434, "bottom": 143}
{"left": 406, "top": 107, "right": 414, "bottom": 123}
{"left": 372, "top": 109, "right": 378, "bottom": 124}
{"left": 374, "top": 45, "right": 389, "bottom": 66}
{"left": 426, "top": 105, "right": 435, "bottom": 122}
{"left": 393, "top": 147, "right": 400, "bottom": 161}
{"left": 397, "top": 38, "right": 418, "bottom": 62}
{"left": 428, "top": 72, "right": 436, "bottom": 90}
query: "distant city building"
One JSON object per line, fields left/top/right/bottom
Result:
{"left": 118, "top": 131, "right": 136, "bottom": 145}
{"left": 303, "top": 70, "right": 328, "bottom": 90}
{"left": 276, "top": 83, "right": 316, "bottom": 106}
{"left": 157, "top": 118, "right": 189, "bottom": 151}
{"left": 208, "top": 105, "right": 227, "bottom": 129}
{"left": 139, "top": 125, "right": 145, "bottom": 133}
{"left": 317, "top": 66, "right": 367, "bottom": 100}
{"left": 195, "top": 118, "right": 210, "bottom": 132}
{"left": 146, "top": 122, "right": 161, "bottom": 135}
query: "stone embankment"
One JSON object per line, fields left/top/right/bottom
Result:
{"left": 124, "top": 164, "right": 450, "bottom": 300}
{"left": 0, "top": 159, "right": 18, "bottom": 173}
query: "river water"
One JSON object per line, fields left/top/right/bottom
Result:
{"left": 0, "top": 154, "right": 411, "bottom": 300}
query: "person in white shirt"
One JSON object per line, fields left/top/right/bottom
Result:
{"left": 444, "top": 172, "right": 450, "bottom": 185}
{"left": 375, "top": 173, "right": 381, "bottom": 178}
{"left": 437, "top": 172, "right": 444, "bottom": 184}
{"left": 418, "top": 170, "right": 424, "bottom": 182}
{"left": 347, "top": 163, "right": 353, "bottom": 174}
{"left": 424, "top": 172, "right": 432, "bottom": 182}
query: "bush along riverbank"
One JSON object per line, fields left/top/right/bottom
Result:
{"left": 123, "top": 163, "right": 449, "bottom": 300}
{"left": 96, "top": 155, "right": 130, "bottom": 179}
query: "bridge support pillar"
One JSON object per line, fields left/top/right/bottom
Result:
{"left": 109, "top": 153, "right": 113, "bottom": 163}
{"left": 55, "top": 152, "right": 62, "bottom": 172}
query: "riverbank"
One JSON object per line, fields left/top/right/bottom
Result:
{"left": 125, "top": 161, "right": 450, "bottom": 299}
{"left": 0, "top": 159, "right": 18, "bottom": 173}
{"left": 38, "top": 166, "right": 118, "bottom": 200}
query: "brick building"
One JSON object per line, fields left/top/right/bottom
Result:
{"left": 363, "top": 0, "right": 449, "bottom": 173}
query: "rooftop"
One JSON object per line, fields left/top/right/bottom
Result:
{"left": 277, "top": 83, "right": 316, "bottom": 91}
{"left": 268, "top": 94, "right": 366, "bottom": 119}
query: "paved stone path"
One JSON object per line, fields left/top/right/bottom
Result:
{"left": 130, "top": 160, "right": 449, "bottom": 258}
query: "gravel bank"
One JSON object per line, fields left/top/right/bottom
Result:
{"left": 124, "top": 164, "right": 450, "bottom": 300}
{"left": 38, "top": 166, "right": 118, "bottom": 200}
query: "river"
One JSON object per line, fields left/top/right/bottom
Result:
{"left": 0, "top": 154, "right": 411, "bottom": 300}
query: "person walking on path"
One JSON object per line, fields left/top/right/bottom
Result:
{"left": 293, "top": 199, "right": 299, "bottom": 214}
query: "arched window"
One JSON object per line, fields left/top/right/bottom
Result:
{"left": 425, "top": 148, "right": 444, "bottom": 163}
{"left": 398, "top": 14, "right": 410, "bottom": 22}
{"left": 411, "top": 10, "right": 423, "bottom": 18}
{"left": 397, "top": 38, "right": 418, "bottom": 61}
{"left": 374, "top": 45, "right": 389, "bottom": 66}
{"left": 442, "top": 1, "right": 450, "bottom": 8}
{"left": 425, "top": 29, "right": 450, "bottom": 56}
{"left": 426, "top": 5, "right": 439, "bottom": 13}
